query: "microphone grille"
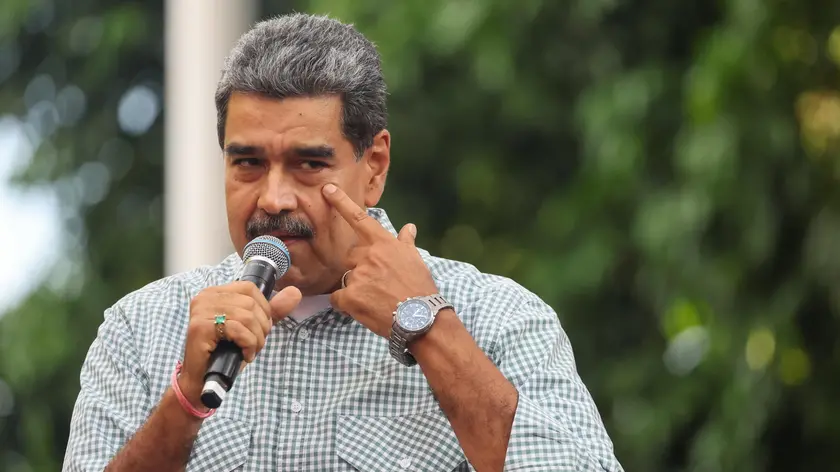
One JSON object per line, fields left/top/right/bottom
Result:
{"left": 242, "top": 236, "right": 291, "bottom": 277}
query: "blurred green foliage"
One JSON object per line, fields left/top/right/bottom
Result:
{"left": 1, "top": 0, "right": 840, "bottom": 470}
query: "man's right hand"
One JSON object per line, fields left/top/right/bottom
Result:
{"left": 178, "top": 283, "right": 302, "bottom": 410}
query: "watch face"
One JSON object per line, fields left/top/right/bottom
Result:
{"left": 396, "top": 299, "right": 434, "bottom": 332}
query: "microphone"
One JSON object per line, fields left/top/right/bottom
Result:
{"left": 200, "top": 235, "right": 290, "bottom": 409}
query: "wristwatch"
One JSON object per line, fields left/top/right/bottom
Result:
{"left": 389, "top": 294, "right": 453, "bottom": 366}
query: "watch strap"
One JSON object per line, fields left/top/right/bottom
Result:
{"left": 422, "top": 294, "right": 451, "bottom": 311}
{"left": 389, "top": 327, "right": 415, "bottom": 366}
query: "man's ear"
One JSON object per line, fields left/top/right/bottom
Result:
{"left": 364, "top": 129, "right": 390, "bottom": 207}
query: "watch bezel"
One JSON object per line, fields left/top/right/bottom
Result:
{"left": 394, "top": 298, "right": 435, "bottom": 333}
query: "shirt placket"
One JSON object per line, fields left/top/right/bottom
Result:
{"left": 275, "top": 309, "right": 335, "bottom": 470}
{"left": 246, "top": 324, "right": 290, "bottom": 472}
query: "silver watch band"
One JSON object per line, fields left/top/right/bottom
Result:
{"left": 389, "top": 295, "right": 452, "bottom": 366}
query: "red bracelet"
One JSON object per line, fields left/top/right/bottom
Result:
{"left": 171, "top": 361, "right": 216, "bottom": 419}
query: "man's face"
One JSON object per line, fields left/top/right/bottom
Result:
{"left": 223, "top": 92, "right": 390, "bottom": 295}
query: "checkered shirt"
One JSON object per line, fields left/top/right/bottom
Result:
{"left": 62, "top": 208, "right": 623, "bottom": 471}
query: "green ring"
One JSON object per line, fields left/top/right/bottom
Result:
{"left": 214, "top": 314, "right": 226, "bottom": 325}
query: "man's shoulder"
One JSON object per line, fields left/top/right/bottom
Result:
{"left": 421, "top": 250, "right": 560, "bottom": 357}
{"left": 421, "top": 250, "right": 553, "bottom": 318}
{"left": 109, "top": 253, "right": 242, "bottom": 319}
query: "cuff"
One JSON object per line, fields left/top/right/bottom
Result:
{"left": 502, "top": 395, "right": 615, "bottom": 471}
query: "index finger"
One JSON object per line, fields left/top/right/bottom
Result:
{"left": 322, "top": 183, "right": 392, "bottom": 242}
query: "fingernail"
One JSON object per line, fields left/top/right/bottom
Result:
{"left": 409, "top": 223, "right": 417, "bottom": 238}
{"left": 323, "top": 183, "right": 337, "bottom": 195}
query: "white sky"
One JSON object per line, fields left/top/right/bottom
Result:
{"left": 0, "top": 117, "right": 62, "bottom": 317}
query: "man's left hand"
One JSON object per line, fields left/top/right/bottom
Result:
{"left": 322, "top": 183, "right": 440, "bottom": 338}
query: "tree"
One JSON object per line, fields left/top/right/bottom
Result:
{"left": 0, "top": 2, "right": 164, "bottom": 470}
{"left": 2, "top": 0, "right": 839, "bottom": 470}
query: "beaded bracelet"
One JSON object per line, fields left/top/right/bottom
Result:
{"left": 171, "top": 361, "right": 216, "bottom": 419}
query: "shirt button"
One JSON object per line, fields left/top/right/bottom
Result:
{"left": 398, "top": 458, "right": 411, "bottom": 469}
{"left": 299, "top": 328, "right": 310, "bottom": 340}
{"left": 291, "top": 401, "right": 303, "bottom": 413}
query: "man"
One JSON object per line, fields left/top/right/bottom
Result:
{"left": 63, "top": 13, "right": 623, "bottom": 472}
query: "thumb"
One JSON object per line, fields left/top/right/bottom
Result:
{"left": 397, "top": 223, "right": 417, "bottom": 244}
{"left": 269, "top": 286, "right": 303, "bottom": 322}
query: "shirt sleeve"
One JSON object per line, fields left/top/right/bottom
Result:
{"left": 62, "top": 304, "right": 152, "bottom": 472}
{"left": 475, "top": 289, "right": 624, "bottom": 472}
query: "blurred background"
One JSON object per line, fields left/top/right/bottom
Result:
{"left": 1, "top": 0, "right": 839, "bottom": 470}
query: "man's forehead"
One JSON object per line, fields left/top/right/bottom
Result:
{"left": 224, "top": 92, "right": 344, "bottom": 151}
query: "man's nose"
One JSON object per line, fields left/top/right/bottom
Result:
{"left": 257, "top": 168, "right": 297, "bottom": 215}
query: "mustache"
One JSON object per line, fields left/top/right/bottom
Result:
{"left": 245, "top": 213, "right": 315, "bottom": 241}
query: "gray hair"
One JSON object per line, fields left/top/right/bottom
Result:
{"left": 215, "top": 13, "right": 387, "bottom": 158}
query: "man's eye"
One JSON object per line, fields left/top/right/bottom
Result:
{"left": 300, "top": 160, "right": 329, "bottom": 171}
{"left": 233, "top": 158, "right": 261, "bottom": 167}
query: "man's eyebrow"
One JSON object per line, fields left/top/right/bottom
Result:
{"left": 287, "top": 144, "right": 335, "bottom": 159}
{"left": 224, "top": 143, "right": 263, "bottom": 156}
{"left": 224, "top": 143, "right": 336, "bottom": 159}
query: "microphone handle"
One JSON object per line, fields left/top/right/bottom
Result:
{"left": 200, "top": 259, "right": 277, "bottom": 409}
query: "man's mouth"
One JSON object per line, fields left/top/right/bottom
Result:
{"left": 269, "top": 233, "right": 309, "bottom": 246}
